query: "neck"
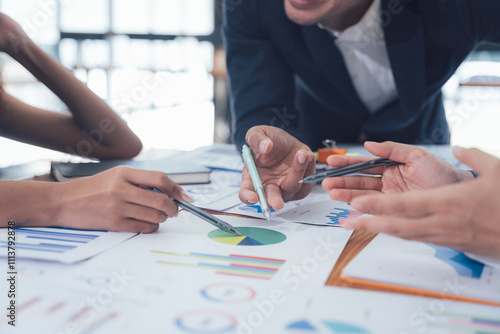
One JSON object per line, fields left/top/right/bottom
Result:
{"left": 319, "top": 0, "right": 375, "bottom": 31}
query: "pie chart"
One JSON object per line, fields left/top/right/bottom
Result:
{"left": 208, "top": 227, "right": 286, "bottom": 246}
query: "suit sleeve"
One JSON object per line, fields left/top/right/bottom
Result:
{"left": 456, "top": 0, "right": 500, "bottom": 43}
{"left": 222, "top": 0, "right": 300, "bottom": 150}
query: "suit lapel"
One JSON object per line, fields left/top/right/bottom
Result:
{"left": 301, "top": 25, "right": 369, "bottom": 119}
{"left": 383, "top": 0, "right": 426, "bottom": 118}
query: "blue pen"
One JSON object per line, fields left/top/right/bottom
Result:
{"left": 242, "top": 145, "right": 271, "bottom": 220}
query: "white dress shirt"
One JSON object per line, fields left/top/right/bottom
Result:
{"left": 319, "top": 0, "right": 398, "bottom": 114}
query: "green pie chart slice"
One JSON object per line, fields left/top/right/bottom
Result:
{"left": 208, "top": 227, "right": 286, "bottom": 246}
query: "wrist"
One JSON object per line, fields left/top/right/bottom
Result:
{"left": 1, "top": 181, "right": 60, "bottom": 227}
{"left": 4, "top": 33, "right": 33, "bottom": 60}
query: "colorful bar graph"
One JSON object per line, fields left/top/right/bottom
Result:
{"left": 326, "top": 208, "right": 364, "bottom": 226}
{"left": 152, "top": 250, "right": 285, "bottom": 280}
{"left": 427, "top": 311, "right": 500, "bottom": 333}
{"left": 15, "top": 228, "right": 100, "bottom": 242}
{"left": 0, "top": 227, "right": 135, "bottom": 263}
{"left": 0, "top": 228, "right": 101, "bottom": 254}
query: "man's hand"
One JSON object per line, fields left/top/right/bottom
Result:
{"left": 239, "top": 125, "right": 315, "bottom": 210}
{"left": 342, "top": 147, "right": 500, "bottom": 258}
{"left": 322, "top": 141, "right": 473, "bottom": 203}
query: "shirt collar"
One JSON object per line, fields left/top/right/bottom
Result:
{"left": 318, "top": 0, "right": 382, "bottom": 41}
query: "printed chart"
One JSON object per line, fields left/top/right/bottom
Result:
{"left": 207, "top": 227, "right": 287, "bottom": 246}
{"left": 277, "top": 200, "right": 364, "bottom": 226}
{"left": 152, "top": 250, "right": 286, "bottom": 280}
{"left": 426, "top": 310, "right": 500, "bottom": 333}
{"left": 342, "top": 234, "right": 500, "bottom": 304}
{"left": 175, "top": 310, "right": 238, "bottom": 334}
{"left": 0, "top": 227, "right": 136, "bottom": 263}
{"left": 200, "top": 282, "right": 256, "bottom": 304}
{"left": 429, "top": 245, "right": 485, "bottom": 279}
{"left": 238, "top": 204, "right": 277, "bottom": 214}
{"left": 286, "top": 319, "right": 368, "bottom": 333}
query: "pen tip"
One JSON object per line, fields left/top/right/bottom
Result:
{"left": 298, "top": 180, "right": 303, "bottom": 184}
{"left": 264, "top": 211, "right": 271, "bottom": 221}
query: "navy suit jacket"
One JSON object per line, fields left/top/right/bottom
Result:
{"left": 223, "top": 0, "right": 500, "bottom": 150}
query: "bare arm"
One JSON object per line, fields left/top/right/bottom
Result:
{"left": 0, "top": 12, "right": 142, "bottom": 159}
{"left": 0, "top": 167, "right": 194, "bottom": 231}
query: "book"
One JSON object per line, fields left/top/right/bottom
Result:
{"left": 50, "top": 157, "right": 211, "bottom": 184}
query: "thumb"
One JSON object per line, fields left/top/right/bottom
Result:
{"left": 452, "top": 146, "right": 498, "bottom": 176}
{"left": 246, "top": 126, "right": 273, "bottom": 154}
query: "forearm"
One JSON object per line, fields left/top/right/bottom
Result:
{"left": 7, "top": 37, "right": 141, "bottom": 156}
{"left": 0, "top": 181, "right": 59, "bottom": 227}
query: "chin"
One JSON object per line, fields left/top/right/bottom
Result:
{"left": 284, "top": 0, "right": 332, "bottom": 26}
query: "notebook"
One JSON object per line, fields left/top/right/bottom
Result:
{"left": 50, "top": 157, "right": 211, "bottom": 184}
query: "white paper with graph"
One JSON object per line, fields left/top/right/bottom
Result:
{"left": 223, "top": 186, "right": 366, "bottom": 227}
{"left": 342, "top": 233, "right": 500, "bottom": 305}
{"left": 83, "top": 212, "right": 353, "bottom": 286}
{"left": 0, "top": 227, "right": 137, "bottom": 264}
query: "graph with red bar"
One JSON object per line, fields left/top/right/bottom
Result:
{"left": 151, "top": 250, "right": 285, "bottom": 280}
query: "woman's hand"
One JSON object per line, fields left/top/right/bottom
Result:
{"left": 53, "top": 167, "right": 193, "bottom": 233}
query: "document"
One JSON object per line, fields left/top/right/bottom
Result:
{"left": 84, "top": 212, "right": 353, "bottom": 286}
{"left": 0, "top": 227, "right": 137, "bottom": 264}
{"left": 223, "top": 186, "right": 366, "bottom": 227}
{"left": 342, "top": 233, "right": 500, "bottom": 305}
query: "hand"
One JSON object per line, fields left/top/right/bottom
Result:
{"left": 239, "top": 125, "right": 316, "bottom": 210}
{"left": 322, "top": 141, "right": 473, "bottom": 203}
{"left": 0, "top": 12, "right": 30, "bottom": 55}
{"left": 53, "top": 166, "right": 193, "bottom": 233}
{"left": 343, "top": 147, "right": 500, "bottom": 258}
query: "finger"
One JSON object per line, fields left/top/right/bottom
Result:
{"left": 121, "top": 167, "right": 189, "bottom": 203}
{"left": 326, "top": 155, "right": 372, "bottom": 167}
{"left": 322, "top": 175, "right": 382, "bottom": 191}
{"left": 132, "top": 187, "right": 180, "bottom": 218}
{"left": 453, "top": 146, "right": 499, "bottom": 175}
{"left": 246, "top": 127, "right": 273, "bottom": 154}
{"left": 329, "top": 189, "right": 382, "bottom": 203}
{"left": 350, "top": 191, "right": 434, "bottom": 217}
{"left": 108, "top": 218, "right": 159, "bottom": 234}
{"left": 281, "top": 150, "right": 315, "bottom": 194}
{"left": 287, "top": 153, "right": 316, "bottom": 201}
{"left": 364, "top": 141, "right": 428, "bottom": 164}
{"left": 123, "top": 203, "right": 169, "bottom": 224}
{"left": 239, "top": 166, "right": 259, "bottom": 204}
{"left": 326, "top": 155, "right": 387, "bottom": 175}
{"left": 265, "top": 184, "right": 285, "bottom": 210}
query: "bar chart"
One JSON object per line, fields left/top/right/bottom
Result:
{"left": 152, "top": 250, "right": 285, "bottom": 280}
{"left": 0, "top": 227, "right": 137, "bottom": 263}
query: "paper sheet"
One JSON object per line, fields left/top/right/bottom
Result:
{"left": 0, "top": 227, "right": 137, "bottom": 264}
{"left": 342, "top": 233, "right": 500, "bottom": 304}
{"left": 224, "top": 186, "right": 366, "bottom": 227}
{"left": 83, "top": 212, "right": 352, "bottom": 286}
{"left": 182, "top": 170, "right": 242, "bottom": 211}
{"left": 263, "top": 286, "right": 500, "bottom": 334}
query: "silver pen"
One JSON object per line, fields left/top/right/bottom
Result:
{"left": 146, "top": 187, "right": 242, "bottom": 236}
